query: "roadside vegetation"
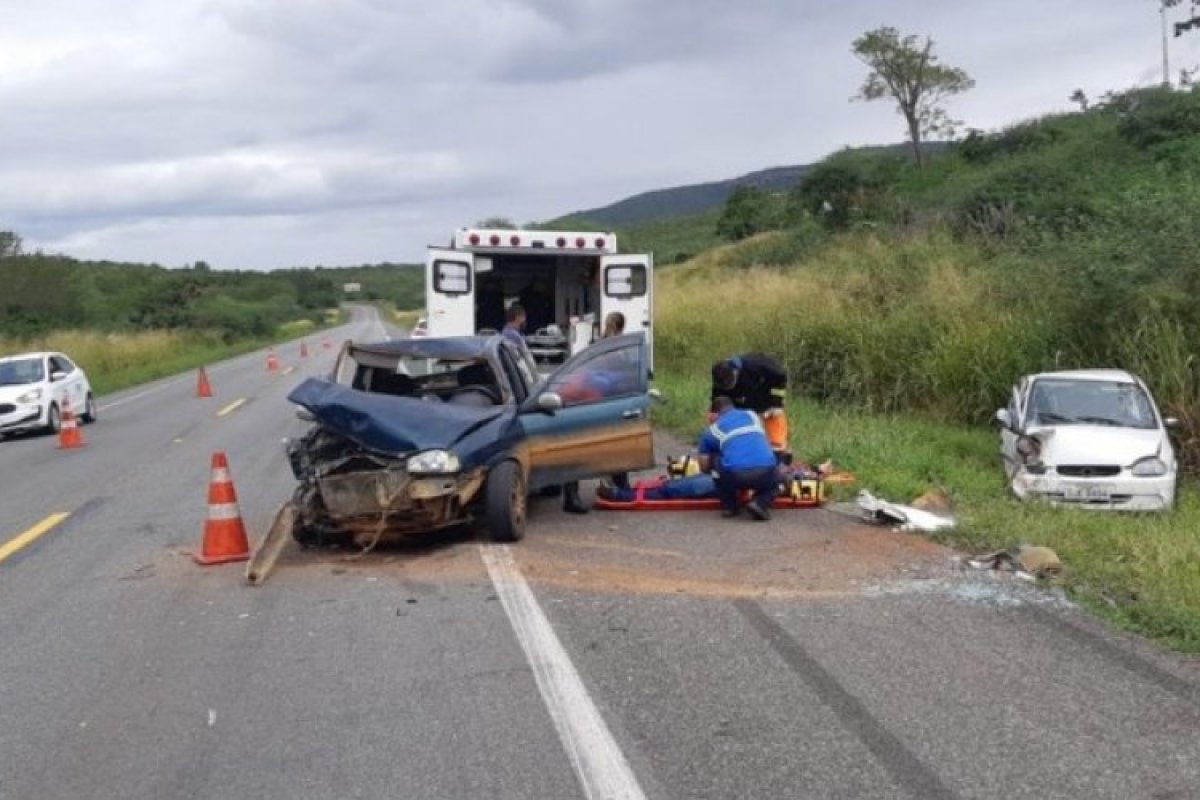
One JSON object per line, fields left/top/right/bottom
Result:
{"left": 653, "top": 84, "right": 1200, "bottom": 652}
{"left": 0, "top": 237, "right": 413, "bottom": 391}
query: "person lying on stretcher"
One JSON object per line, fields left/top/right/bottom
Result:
{"left": 595, "top": 459, "right": 822, "bottom": 503}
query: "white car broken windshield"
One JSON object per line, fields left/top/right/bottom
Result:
{"left": 1027, "top": 378, "right": 1158, "bottom": 429}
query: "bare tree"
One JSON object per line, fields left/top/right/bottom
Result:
{"left": 852, "top": 27, "right": 975, "bottom": 168}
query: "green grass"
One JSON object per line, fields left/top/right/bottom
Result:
{"left": 2, "top": 311, "right": 346, "bottom": 396}
{"left": 653, "top": 371, "right": 1200, "bottom": 653}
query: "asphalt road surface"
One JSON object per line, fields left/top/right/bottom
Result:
{"left": 2, "top": 304, "right": 1198, "bottom": 800}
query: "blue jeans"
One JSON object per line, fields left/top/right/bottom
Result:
{"left": 715, "top": 466, "right": 778, "bottom": 511}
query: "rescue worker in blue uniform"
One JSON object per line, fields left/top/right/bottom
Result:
{"left": 697, "top": 396, "right": 779, "bottom": 520}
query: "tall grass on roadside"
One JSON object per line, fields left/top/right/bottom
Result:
{"left": 658, "top": 230, "right": 1069, "bottom": 424}
{"left": 3, "top": 329, "right": 269, "bottom": 395}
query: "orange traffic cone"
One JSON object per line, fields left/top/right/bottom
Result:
{"left": 197, "top": 367, "right": 213, "bottom": 398}
{"left": 195, "top": 452, "right": 251, "bottom": 565}
{"left": 58, "top": 397, "right": 86, "bottom": 450}
{"left": 266, "top": 350, "right": 280, "bottom": 373}
{"left": 300, "top": 341, "right": 309, "bottom": 358}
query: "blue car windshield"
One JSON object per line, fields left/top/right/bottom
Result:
{"left": 0, "top": 358, "right": 45, "bottom": 386}
{"left": 1027, "top": 379, "right": 1159, "bottom": 430}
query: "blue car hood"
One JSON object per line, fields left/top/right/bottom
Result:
{"left": 288, "top": 378, "right": 506, "bottom": 457}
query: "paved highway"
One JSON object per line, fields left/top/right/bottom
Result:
{"left": 2, "top": 304, "right": 1198, "bottom": 800}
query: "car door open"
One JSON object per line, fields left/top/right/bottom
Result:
{"left": 520, "top": 333, "right": 655, "bottom": 490}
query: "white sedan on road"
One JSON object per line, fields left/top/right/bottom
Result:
{"left": 995, "top": 369, "right": 1177, "bottom": 511}
{"left": 0, "top": 351, "right": 96, "bottom": 436}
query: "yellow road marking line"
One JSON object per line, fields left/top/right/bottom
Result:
{"left": 217, "top": 398, "right": 247, "bottom": 417}
{"left": 0, "top": 512, "right": 72, "bottom": 564}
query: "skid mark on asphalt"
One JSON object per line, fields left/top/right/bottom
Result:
{"left": 735, "top": 599, "right": 959, "bottom": 800}
{"left": 482, "top": 544, "right": 649, "bottom": 800}
{"left": 1024, "top": 605, "right": 1200, "bottom": 704}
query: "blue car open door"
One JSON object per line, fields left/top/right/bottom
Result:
{"left": 519, "top": 332, "right": 655, "bottom": 490}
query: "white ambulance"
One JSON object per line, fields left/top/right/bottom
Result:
{"left": 425, "top": 227, "right": 653, "bottom": 366}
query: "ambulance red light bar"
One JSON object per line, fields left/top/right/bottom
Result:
{"left": 454, "top": 228, "right": 617, "bottom": 252}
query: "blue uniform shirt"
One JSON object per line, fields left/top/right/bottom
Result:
{"left": 501, "top": 324, "right": 523, "bottom": 346}
{"left": 698, "top": 408, "right": 777, "bottom": 470}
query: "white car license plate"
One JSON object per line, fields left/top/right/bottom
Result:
{"left": 1063, "top": 485, "right": 1113, "bottom": 501}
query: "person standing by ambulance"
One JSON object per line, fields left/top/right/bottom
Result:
{"left": 710, "top": 352, "right": 789, "bottom": 458}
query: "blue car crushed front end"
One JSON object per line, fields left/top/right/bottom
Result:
{"left": 285, "top": 378, "right": 520, "bottom": 544}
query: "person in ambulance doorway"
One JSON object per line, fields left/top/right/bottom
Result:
{"left": 698, "top": 395, "right": 780, "bottom": 521}
{"left": 502, "top": 303, "right": 526, "bottom": 346}
{"left": 560, "top": 310, "right": 632, "bottom": 514}
{"left": 710, "top": 352, "right": 789, "bottom": 460}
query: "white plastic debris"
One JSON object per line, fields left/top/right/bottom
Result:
{"left": 856, "top": 489, "right": 956, "bottom": 532}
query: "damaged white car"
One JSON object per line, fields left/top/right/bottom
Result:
{"left": 995, "top": 370, "right": 1178, "bottom": 511}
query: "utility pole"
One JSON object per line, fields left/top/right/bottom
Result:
{"left": 1161, "top": 0, "right": 1185, "bottom": 87}
{"left": 1162, "top": 0, "right": 1171, "bottom": 87}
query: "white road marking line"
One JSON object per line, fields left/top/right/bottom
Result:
{"left": 207, "top": 709, "right": 216, "bottom": 727}
{"left": 216, "top": 398, "right": 247, "bottom": 417}
{"left": 480, "top": 545, "right": 648, "bottom": 800}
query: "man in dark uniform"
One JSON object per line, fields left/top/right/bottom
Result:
{"left": 710, "top": 353, "right": 789, "bottom": 455}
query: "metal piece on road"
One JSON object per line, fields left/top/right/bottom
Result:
{"left": 0, "top": 512, "right": 71, "bottom": 564}
{"left": 735, "top": 599, "right": 959, "bottom": 800}
{"left": 481, "top": 544, "right": 649, "bottom": 800}
{"left": 245, "top": 501, "right": 297, "bottom": 585}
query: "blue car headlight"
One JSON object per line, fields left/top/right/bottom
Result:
{"left": 407, "top": 449, "right": 461, "bottom": 475}
{"left": 1130, "top": 457, "right": 1168, "bottom": 477}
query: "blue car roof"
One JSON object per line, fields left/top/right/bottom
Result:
{"left": 350, "top": 336, "right": 496, "bottom": 361}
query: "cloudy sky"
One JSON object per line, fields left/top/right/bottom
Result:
{"left": 1, "top": 0, "right": 1196, "bottom": 269}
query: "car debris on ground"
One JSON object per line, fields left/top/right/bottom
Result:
{"left": 855, "top": 489, "right": 957, "bottom": 532}
{"left": 965, "top": 545, "right": 1064, "bottom": 581}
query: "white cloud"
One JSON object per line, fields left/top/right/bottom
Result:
{"left": 0, "top": 0, "right": 1196, "bottom": 268}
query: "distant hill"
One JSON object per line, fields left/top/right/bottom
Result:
{"left": 567, "top": 165, "right": 812, "bottom": 228}
{"left": 562, "top": 143, "right": 947, "bottom": 229}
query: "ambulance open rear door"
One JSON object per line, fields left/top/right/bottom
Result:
{"left": 599, "top": 254, "right": 653, "bottom": 369}
{"left": 426, "top": 248, "right": 474, "bottom": 338}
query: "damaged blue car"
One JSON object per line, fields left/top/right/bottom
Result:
{"left": 283, "top": 333, "right": 655, "bottom": 547}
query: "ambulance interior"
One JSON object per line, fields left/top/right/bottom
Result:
{"left": 472, "top": 255, "right": 601, "bottom": 338}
